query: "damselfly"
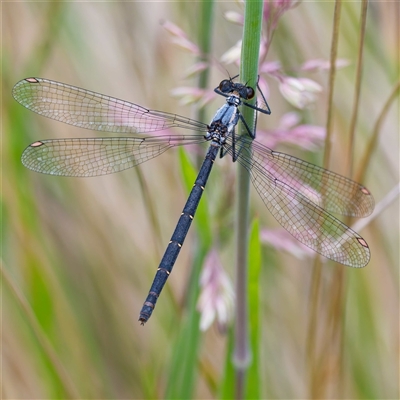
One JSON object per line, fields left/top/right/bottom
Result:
{"left": 12, "top": 77, "right": 374, "bottom": 324}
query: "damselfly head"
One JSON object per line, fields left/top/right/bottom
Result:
{"left": 218, "top": 79, "right": 255, "bottom": 100}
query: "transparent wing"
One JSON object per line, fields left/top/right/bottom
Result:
{"left": 226, "top": 137, "right": 372, "bottom": 267}
{"left": 246, "top": 138, "right": 374, "bottom": 217}
{"left": 22, "top": 135, "right": 205, "bottom": 177}
{"left": 12, "top": 78, "right": 208, "bottom": 134}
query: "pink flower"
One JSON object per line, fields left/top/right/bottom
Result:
{"left": 161, "top": 20, "right": 200, "bottom": 55}
{"left": 301, "top": 58, "right": 350, "bottom": 72}
{"left": 170, "top": 86, "right": 213, "bottom": 106}
{"left": 220, "top": 40, "right": 242, "bottom": 65}
{"left": 256, "top": 111, "right": 325, "bottom": 151}
{"left": 279, "top": 77, "right": 322, "bottom": 109}
{"left": 224, "top": 11, "right": 244, "bottom": 25}
{"left": 183, "top": 62, "right": 210, "bottom": 79}
{"left": 261, "top": 228, "right": 314, "bottom": 259}
{"left": 197, "top": 250, "right": 234, "bottom": 331}
{"left": 263, "top": 0, "right": 300, "bottom": 31}
{"left": 259, "top": 60, "right": 282, "bottom": 75}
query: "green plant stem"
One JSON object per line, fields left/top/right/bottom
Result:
{"left": 347, "top": 0, "right": 368, "bottom": 177}
{"left": 355, "top": 80, "right": 400, "bottom": 184}
{"left": 234, "top": 1, "right": 264, "bottom": 398}
{"left": 1, "top": 262, "right": 79, "bottom": 398}
{"left": 196, "top": 0, "right": 215, "bottom": 163}
{"left": 308, "top": 1, "right": 342, "bottom": 398}
{"left": 323, "top": 0, "right": 342, "bottom": 170}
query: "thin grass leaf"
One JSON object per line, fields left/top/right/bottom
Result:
{"left": 245, "top": 219, "right": 262, "bottom": 399}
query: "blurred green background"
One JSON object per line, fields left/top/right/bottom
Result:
{"left": 2, "top": 2, "right": 398, "bottom": 399}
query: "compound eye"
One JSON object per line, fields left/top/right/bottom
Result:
{"left": 219, "top": 79, "right": 232, "bottom": 93}
{"left": 245, "top": 87, "right": 255, "bottom": 99}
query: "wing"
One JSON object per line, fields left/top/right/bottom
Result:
{"left": 21, "top": 135, "right": 205, "bottom": 177}
{"left": 226, "top": 137, "right": 371, "bottom": 267}
{"left": 247, "top": 138, "right": 374, "bottom": 217}
{"left": 12, "top": 78, "right": 208, "bottom": 134}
